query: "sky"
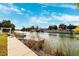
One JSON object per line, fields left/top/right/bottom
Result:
{"left": 0, "top": 3, "right": 79, "bottom": 29}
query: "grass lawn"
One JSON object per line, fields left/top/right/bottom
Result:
{"left": 0, "top": 33, "right": 7, "bottom": 56}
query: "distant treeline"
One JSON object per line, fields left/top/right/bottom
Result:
{"left": 21, "top": 24, "right": 77, "bottom": 32}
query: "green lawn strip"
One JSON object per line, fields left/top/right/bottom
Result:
{"left": 0, "top": 33, "right": 7, "bottom": 56}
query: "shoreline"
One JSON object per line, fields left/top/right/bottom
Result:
{"left": 15, "top": 30, "right": 79, "bottom": 34}
{"left": 30, "top": 31, "right": 79, "bottom": 34}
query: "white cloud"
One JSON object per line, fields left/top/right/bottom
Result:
{"left": 58, "top": 4, "right": 76, "bottom": 9}
{"left": 28, "top": 11, "right": 79, "bottom": 27}
{"left": 50, "top": 13, "right": 79, "bottom": 25}
{"left": 41, "top": 3, "right": 76, "bottom": 9}
{"left": 29, "top": 17, "right": 49, "bottom": 24}
{"left": 51, "top": 14, "right": 79, "bottom": 21}
{"left": 8, "top": 4, "right": 23, "bottom": 14}
{"left": 21, "top": 8, "right": 26, "bottom": 11}
{"left": 40, "top": 10, "right": 51, "bottom": 16}
{"left": 40, "top": 8, "right": 79, "bottom": 24}
{"left": 60, "top": 15, "right": 79, "bottom": 21}
{"left": 0, "top": 4, "right": 23, "bottom": 15}
{"left": 27, "top": 16, "right": 60, "bottom": 28}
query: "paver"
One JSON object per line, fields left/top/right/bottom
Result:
{"left": 8, "top": 36, "right": 37, "bottom": 56}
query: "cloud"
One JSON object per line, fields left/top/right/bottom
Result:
{"left": 21, "top": 8, "right": 26, "bottom": 11}
{"left": 27, "top": 9, "right": 79, "bottom": 27}
{"left": 28, "top": 11, "right": 79, "bottom": 26}
{"left": 40, "top": 10, "right": 51, "bottom": 17}
{"left": 58, "top": 4, "right": 76, "bottom": 9}
{"left": 50, "top": 13, "right": 79, "bottom": 25}
{"left": 0, "top": 4, "right": 24, "bottom": 15}
{"left": 51, "top": 13, "right": 79, "bottom": 22}
{"left": 41, "top": 3, "right": 76, "bottom": 9}
{"left": 29, "top": 17, "right": 49, "bottom": 24}
{"left": 0, "top": 3, "right": 79, "bottom": 28}
{"left": 27, "top": 16, "right": 60, "bottom": 28}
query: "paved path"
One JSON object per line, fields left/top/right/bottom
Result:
{"left": 8, "top": 36, "right": 37, "bottom": 56}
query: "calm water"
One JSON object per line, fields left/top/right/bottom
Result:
{"left": 31, "top": 32, "right": 79, "bottom": 56}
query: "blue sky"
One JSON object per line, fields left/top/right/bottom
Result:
{"left": 0, "top": 3, "right": 79, "bottom": 29}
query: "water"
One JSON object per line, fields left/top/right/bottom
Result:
{"left": 30, "top": 32, "right": 79, "bottom": 56}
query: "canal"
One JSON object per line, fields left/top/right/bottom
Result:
{"left": 30, "top": 32, "right": 79, "bottom": 56}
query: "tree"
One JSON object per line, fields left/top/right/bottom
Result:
{"left": 0, "top": 20, "right": 15, "bottom": 30}
{"left": 0, "top": 22, "right": 2, "bottom": 29}
{"left": 11, "top": 24, "right": 15, "bottom": 30}
{"left": 2, "top": 20, "right": 11, "bottom": 27}
{"left": 73, "top": 26, "right": 79, "bottom": 33}
{"left": 30, "top": 26, "right": 35, "bottom": 29}
{"left": 59, "top": 24, "right": 67, "bottom": 30}
{"left": 21, "top": 27, "right": 26, "bottom": 31}
{"left": 74, "top": 3, "right": 79, "bottom": 8}
{"left": 48, "top": 25, "right": 58, "bottom": 30}
{"left": 52, "top": 25, "right": 58, "bottom": 30}
{"left": 67, "top": 24, "right": 76, "bottom": 31}
{"left": 48, "top": 25, "right": 53, "bottom": 30}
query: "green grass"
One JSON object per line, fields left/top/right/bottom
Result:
{"left": 0, "top": 33, "right": 7, "bottom": 56}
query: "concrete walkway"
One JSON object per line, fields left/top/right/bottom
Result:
{"left": 8, "top": 36, "right": 37, "bottom": 56}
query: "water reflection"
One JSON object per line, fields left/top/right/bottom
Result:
{"left": 30, "top": 32, "right": 79, "bottom": 55}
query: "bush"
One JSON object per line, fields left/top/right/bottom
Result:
{"left": 20, "top": 40, "right": 44, "bottom": 51}
{"left": 73, "top": 26, "right": 79, "bottom": 33}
